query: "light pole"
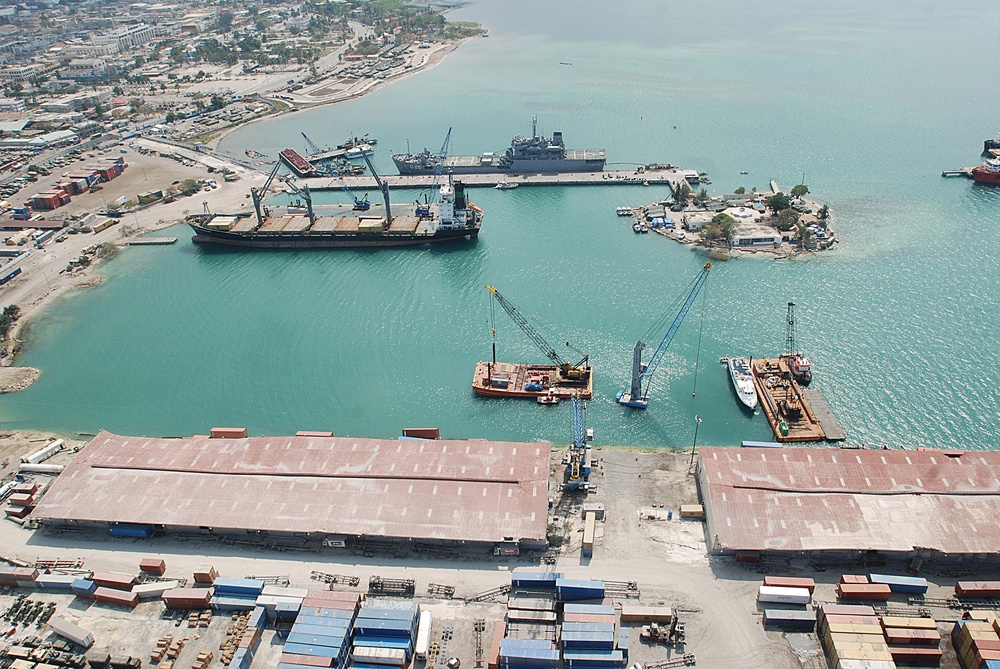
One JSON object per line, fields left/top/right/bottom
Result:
{"left": 688, "top": 415, "right": 702, "bottom": 471}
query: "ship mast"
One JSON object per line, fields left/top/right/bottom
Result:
{"left": 531, "top": 114, "right": 537, "bottom": 138}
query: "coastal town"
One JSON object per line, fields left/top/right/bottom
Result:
{"left": 0, "top": 3, "right": 998, "bottom": 669}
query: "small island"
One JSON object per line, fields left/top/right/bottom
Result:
{"left": 627, "top": 180, "right": 836, "bottom": 259}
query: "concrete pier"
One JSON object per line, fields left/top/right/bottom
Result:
{"left": 297, "top": 168, "right": 698, "bottom": 192}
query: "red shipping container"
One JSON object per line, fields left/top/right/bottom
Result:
{"left": 12, "top": 568, "right": 39, "bottom": 581}
{"left": 8, "top": 493, "right": 33, "bottom": 506}
{"left": 193, "top": 566, "right": 218, "bottom": 584}
{"left": 95, "top": 586, "right": 139, "bottom": 608}
{"left": 5, "top": 506, "right": 33, "bottom": 519}
{"left": 402, "top": 428, "right": 440, "bottom": 439}
{"left": 140, "top": 558, "right": 166, "bottom": 575}
{"left": 487, "top": 621, "right": 505, "bottom": 669}
{"left": 822, "top": 614, "right": 881, "bottom": 626}
{"left": 306, "top": 590, "right": 361, "bottom": 602}
{"left": 973, "top": 639, "right": 1000, "bottom": 652}
{"left": 162, "top": 587, "right": 213, "bottom": 610}
{"left": 840, "top": 574, "right": 869, "bottom": 584}
{"left": 883, "top": 628, "right": 941, "bottom": 645}
{"left": 957, "top": 582, "right": 1000, "bottom": 598}
{"left": 93, "top": 572, "right": 138, "bottom": 590}
{"left": 280, "top": 655, "right": 333, "bottom": 668}
{"left": 210, "top": 427, "right": 247, "bottom": 439}
{"left": 13, "top": 482, "right": 38, "bottom": 495}
{"left": 837, "top": 583, "right": 892, "bottom": 601}
{"left": 889, "top": 646, "right": 943, "bottom": 662}
{"left": 764, "top": 576, "right": 815, "bottom": 593}
{"left": 296, "top": 431, "right": 333, "bottom": 437}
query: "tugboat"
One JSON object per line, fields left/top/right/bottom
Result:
{"left": 495, "top": 179, "right": 518, "bottom": 190}
{"left": 536, "top": 390, "right": 560, "bottom": 405}
{"left": 972, "top": 158, "right": 1000, "bottom": 185}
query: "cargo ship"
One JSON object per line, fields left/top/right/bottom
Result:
{"left": 187, "top": 158, "right": 482, "bottom": 249}
{"left": 472, "top": 286, "right": 593, "bottom": 400}
{"left": 394, "top": 117, "right": 605, "bottom": 175}
{"left": 972, "top": 158, "right": 1000, "bottom": 185}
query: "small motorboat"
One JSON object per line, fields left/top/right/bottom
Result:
{"left": 495, "top": 180, "right": 518, "bottom": 190}
{"left": 537, "top": 391, "right": 560, "bottom": 405}
{"left": 632, "top": 222, "right": 642, "bottom": 233}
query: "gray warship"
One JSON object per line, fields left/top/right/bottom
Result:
{"left": 393, "top": 117, "right": 606, "bottom": 175}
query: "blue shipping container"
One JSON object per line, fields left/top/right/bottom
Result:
{"left": 294, "top": 616, "right": 351, "bottom": 630}
{"left": 275, "top": 601, "right": 300, "bottom": 619}
{"left": 71, "top": 579, "right": 98, "bottom": 595}
{"left": 285, "top": 633, "right": 346, "bottom": 648}
{"left": 563, "top": 651, "right": 624, "bottom": 668}
{"left": 249, "top": 607, "right": 267, "bottom": 631}
{"left": 617, "top": 629, "right": 629, "bottom": 656}
{"left": 562, "top": 623, "right": 616, "bottom": 634}
{"left": 511, "top": 570, "right": 563, "bottom": 589}
{"left": 211, "top": 596, "right": 258, "bottom": 612}
{"left": 299, "top": 606, "right": 356, "bottom": 620}
{"left": 355, "top": 608, "right": 418, "bottom": 622}
{"left": 108, "top": 523, "right": 153, "bottom": 538}
{"left": 353, "top": 637, "right": 413, "bottom": 654}
{"left": 230, "top": 649, "right": 250, "bottom": 669}
{"left": 282, "top": 644, "right": 342, "bottom": 659}
{"left": 561, "top": 632, "right": 615, "bottom": 651}
{"left": 213, "top": 577, "right": 265, "bottom": 597}
{"left": 353, "top": 618, "right": 415, "bottom": 637}
{"left": 500, "top": 639, "right": 554, "bottom": 651}
{"left": 556, "top": 579, "right": 606, "bottom": 602}
{"left": 291, "top": 623, "right": 350, "bottom": 637}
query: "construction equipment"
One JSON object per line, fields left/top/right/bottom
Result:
{"left": 782, "top": 301, "right": 812, "bottom": 385}
{"left": 486, "top": 286, "right": 590, "bottom": 381}
{"left": 564, "top": 395, "right": 590, "bottom": 492}
{"left": 417, "top": 127, "right": 451, "bottom": 217}
{"left": 617, "top": 263, "right": 711, "bottom": 409}
{"left": 361, "top": 152, "right": 391, "bottom": 228}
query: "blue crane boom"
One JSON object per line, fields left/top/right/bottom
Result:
{"left": 617, "top": 262, "right": 712, "bottom": 409}
{"left": 301, "top": 132, "right": 323, "bottom": 156}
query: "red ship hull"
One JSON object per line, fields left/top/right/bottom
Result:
{"left": 972, "top": 167, "right": 1000, "bottom": 184}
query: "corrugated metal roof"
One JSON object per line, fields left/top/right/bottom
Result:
{"left": 34, "top": 431, "right": 550, "bottom": 544}
{"left": 700, "top": 446, "right": 1000, "bottom": 554}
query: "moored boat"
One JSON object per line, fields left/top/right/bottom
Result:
{"left": 726, "top": 356, "right": 758, "bottom": 410}
{"left": 495, "top": 180, "right": 518, "bottom": 190}
{"left": 972, "top": 158, "right": 1000, "bottom": 185}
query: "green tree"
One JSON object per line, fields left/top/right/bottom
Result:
{"left": 93, "top": 102, "right": 105, "bottom": 118}
{"left": 774, "top": 208, "right": 800, "bottom": 232}
{"left": 165, "top": 111, "right": 177, "bottom": 123}
{"left": 765, "top": 192, "right": 790, "bottom": 214}
{"left": 217, "top": 9, "right": 234, "bottom": 31}
{"left": 674, "top": 181, "right": 692, "bottom": 204}
{"left": 0, "top": 304, "right": 21, "bottom": 340}
{"left": 209, "top": 94, "right": 225, "bottom": 110}
{"left": 795, "top": 223, "right": 813, "bottom": 248}
{"left": 711, "top": 213, "right": 738, "bottom": 239}
{"left": 817, "top": 203, "right": 830, "bottom": 220}
{"left": 170, "top": 46, "right": 185, "bottom": 63}
{"left": 790, "top": 184, "right": 809, "bottom": 198}
{"left": 734, "top": 186, "right": 746, "bottom": 195}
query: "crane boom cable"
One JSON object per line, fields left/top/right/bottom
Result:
{"left": 690, "top": 276, "right": 710, "bottom": 397}
{"left": 487, "top": 286, "right": 566, "bottom": 367}
{"left": 638, "top": 271, "right": 702, "bottom": 344}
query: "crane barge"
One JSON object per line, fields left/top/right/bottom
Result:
{"left": 472, "top": 286, "right": 593, "bottom": 400}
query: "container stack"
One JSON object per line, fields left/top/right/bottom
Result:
{"left": 880, "top": 616, "right": 942, "bottom": 666}
{"left": 838, "top": 583, "right": 892, "bottom": 601}
{"left": 555, "top": 580, "right": 605, "bottom": 602}
{"left": 953, "top": 618, "right": 1000, "bottom": 669}
{"left": 487, "top": 622, "right": 507, "bottom": 669}
{"left": 211, "top": 578, "right": 265, "bottom": 612}
{"left": 498, "top": 639, "right": 559, "bottom": 669}
{"left": 72, "top": 578, "right": 98, "bottom": 599}
{"left": 194, "top": 566, "right": 219, "bottom": 585}
{"left": 256, "top": 585, "right": 308, "bottom": 621}
{"left": 279, "top": 591, "right": 361, "bottom": 669}
{"left": 162, "top": 588, "right": 213, "bottom": 611}
{"left": 5, "top": 482, "right": 39, "bottom": 519}
{"left": 817, "top": 603, "right": 895, "bottom": 669}
{"left": 508, "top": 570, "right": 560, "bottom": 641}
{"left": 233, "top": 606, "right": 267, "bottom": 665}
{"left": 36, "top": 573, "right": 80, "bottom": 592}
{"left": 351, "top": 600, "right": 420, "bottom": 668}
{"left": 757, "top": 585, "right": 812, "bottom": 606}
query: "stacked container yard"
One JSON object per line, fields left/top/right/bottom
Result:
{"left": 256, "top": 585, "right": 308, "bottom": 621}
{"left": 880, "top": 616, "right": 942, "bottom": 665}
{"left": 230, "top": 605, "right": 268, "bottom": 669}
{"left": 560, "top": 603, "right": 625, "bottom": 669}
{"left": 351, "top": 600, "right": 419, "bottom": 668}
{"left": 817, "top": 603, "right": 895, "bottom": 669}
{"left": 212, "top": 577, "right": 265, "bottom": 612}
{"left": 278, "top": 590, "right": 361, "bottom": 669}
{"left": 953, "top": 616, "right": 1000, "bottom": 669}
{"left": 92, "top": 571, "right": 142, "bottom": 606}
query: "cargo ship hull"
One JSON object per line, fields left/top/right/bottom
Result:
{"left": 189, "top": 223, "right": 478, "bottom": 249}
{"left": 472, "top": 361, "right": 593, "bottom": 399}
{"left": 395, "top": 156, "right": 605, "bottom": 176}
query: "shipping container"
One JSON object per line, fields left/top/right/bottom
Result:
{"left": 415, "top": 611, "right": 432, "bottom": 660}
{"left": 131, "top": 581, "right": 180, "bottom": 599}
{"left": 353, "top": 618, "right": 415, "bottom": 638}
{"left": 37, "top": 573, "right": 77, "bottom": 591}
{"left": 299, "top": 606, "right": 356, "bottom": 620}
{"left": 193, "top": 566, "right": 218, "bottom": 584}
{"left": 837, "top": 584, "right": 892, "bottom": 601}
{"left": 511, "top": 570, "right": 563, "bottom": 589}
{"left": 290, "top": 623, "right": 350, "bottom": 637}
{"left": 92, "top": 572, "right": 138, "bottom": 590}
{"left": 507, "top": 610, "right": 557, "bottom": 623}
{"left": 564, "top": 604, "right": 615, "bottom": 616}
{"left": 401, "top": 428, "right": 440, "bottom": 439}
{"left": 556, "top": 579, "right": 606, "bottom": 602}
{"left": 351, "top": 647, "right": 406, "bottom": 667}
{"left": 835, "top": 661, "right": 897, "bottom": 669}
{"left": 763, "top": 609, "right": 816, "bottom": 630}
{"left": 820, "top": 604, "right": 877, "bottom": 618}
{"left": 880, "top": 616, "right": 938, "bottom": 630}
{"left": 214, "top": 577, "right": 265, "bottom": 597}
{"left": 887, "top": 645, "right": 942, "bottom": 662}
{"left": 279, "top": 655, "right": 333, "bottom": 668}
{"left": 286, "top": 632, "right": 346, "bottom": 648}
{"left": 294, "top": 616, "right": 352, "bottom": 629}
{"left": 210, "top": 427, "right": 248, "bottom": 439}
{"left": 868, "top": 574, "right": 928, "bottom": 595}
{"left": 357, "top": 608, "right": 418, "bottom": 622}
{"left": 72, "top": 579, "right": 98, "bottom": 597}
{"left": 275, "top": 601, "right": 300, "bottom": 621}
{"left": 882, "top": 628, "right": 940, "bottom": 645}
{"left": 48, "top": 617, "right": 95, "bottom": 648}
{"left": 487, "top": 622, "right": 505, "bottom": 669}
{"left": 561, "top": 631, "right": 615, "bottom": 651}
{"left": 93, "top": 587, "right": 139, "bottom": 608}
{"left": 582, "top": 512, "right": 596, "bottom": 558}
{"left": 561, "top": 651, "right": 624, "bottom": 667}
{"left": 162, "top": 587, "right": 213, "bottom": 610}
{"left": 957, "top": 582, "right": 1000, "bottom": 598}
{"left": 764, "top": 577, "right": 816, "bottom": 593}
{"left": 282, "top": 644, "right": 341, "bottom": 659}
{"left": 139, "top": 558, "right": 166, "bottom": 575}
{"left": 210, "top": 596, "right": 257, "bottom": 612}
{"left": 757, "top": 585, "right": 811, "bottom": 605}
{"left": 620, "top": 605, "right": 672, "bottom": 624}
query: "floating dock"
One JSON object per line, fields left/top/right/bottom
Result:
{"left": 125, "top": 237, "right": 177, "bottom": 246}
{"left": 751, "top": 357, "right": 825, "bottom": 442}
{"left": 299, "top": 168, "right": 698, "bottom": 192}
{"left": 472, "top": 361, "right": 593, "bottom": 400}
{"left": 941, "top": 168, "right": 974, "bottom": 178}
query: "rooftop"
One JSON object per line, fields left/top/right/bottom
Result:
{"left": 35, "top": 431, "right": 551, "bottom": 544}
{"left": 699, "top": 446, "right": 1000, "bottom": 554}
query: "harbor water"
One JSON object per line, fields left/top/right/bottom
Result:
{"left": 3, "top": 0, "right": 999, "bottom": 448}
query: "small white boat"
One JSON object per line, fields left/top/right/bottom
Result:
{"left": 345, "top": 143, "right": 374, "bottom": 159}
{"left": 537, "top": 391, "right": 560, "bottom": 405}
{"left": 616, "top": 206, "right": 633, "bottom": 216}
{"left": 632, "top": 222, "right": 642, "bottom": 233}
{"left": 727, "top": 356, "right": 758, "bottom": 410}
{"left": 496, "top": 180, "right": 518, "bottom": 190}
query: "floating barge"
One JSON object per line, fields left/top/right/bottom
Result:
{"left": 751, "top": 357, "right": 825, "bottom": 442}
{"left": 278, "top": 149, "right": 318, "bottom": 178}
{"left": 472, "top": 362, "right": 593, "bottom": 400}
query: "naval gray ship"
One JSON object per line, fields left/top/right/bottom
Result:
{"left": 393, "top": 117, "right": 606, "bottom": 175}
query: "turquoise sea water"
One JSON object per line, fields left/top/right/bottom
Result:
{"left": 3, "top": 0, "right": 999, "bottom": 449}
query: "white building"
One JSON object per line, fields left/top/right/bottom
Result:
{"left": 92, "top": 24, "right": 154, "bottom": 53}
{"left": 0, "top": 63, "right": 43, "bottom": 82}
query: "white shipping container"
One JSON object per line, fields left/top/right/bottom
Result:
{"left": 836, "top": 661, "right": 898, "bottom": 669}
{"left": 757, "top": 586, "right": 811, "bottom": 605}
{"left": 415, "top": 610, "right": 432, "bottom": 660}
{"left": 18, "top": 464, "right": 64, "bottom": 474}
{"left": 132, "top": 581, "right": 180, "bottom": 599}
{"left": 21, "top": 439, "right": 63, "bottom": 464}
{"left": 48, "top": 616, "right": 95, "bottom": 648}
{"left": 351, "top": 647, "right": 406, "bottom": 667}
{"left": 260, "top": 585, "right": 309, "bottom": 598}
{"left": 255, "top": 594, "right": 304, "bottom": 610}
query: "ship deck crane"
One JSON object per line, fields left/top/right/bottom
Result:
{"left": 361, "top": 152, "right": 391, "bottom": 228}
{"left": 487, "top": 285, "right": 590, "bottom": 381}
{"left": 617, "top": 262, "right": 712, "bottom": 409}
{"left": 417, "top": 127, "right": 451, "bottom": 217}
{"left": 250, "top": 161, "right": 282, "bottom": 228}
{"left": 284, "top": 179, "right": 316, "bottom": 224}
